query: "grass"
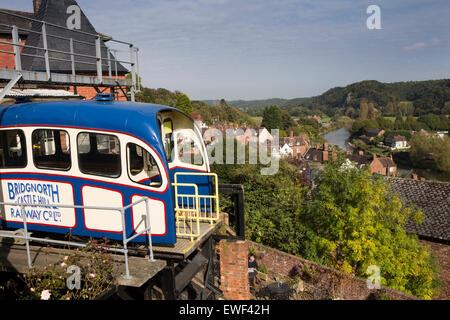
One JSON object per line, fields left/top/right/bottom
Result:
{"left": 321, "top": 116, "right": 331, "bottom": 123}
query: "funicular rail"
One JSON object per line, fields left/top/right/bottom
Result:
{"left": 0, "top": 10, "right": 139, "bottom": 101}
{"left": 172, "top": 172, "right": 220, "bottom": 242}
{"left": 0, "top": 197, "right": 154, "bottom": 280}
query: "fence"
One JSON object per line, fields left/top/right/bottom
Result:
{"left": 0, "top": 197, "right": 154, "bottom": 280}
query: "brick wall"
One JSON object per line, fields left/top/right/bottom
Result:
{"left": 0, "top": 37, "right": 25, "bottom": 70}
{"left": 219, "top": 240, "right": 250, "bottom": 300}
{"left": 249, "top": 240, "right": 420, "bottom": 300}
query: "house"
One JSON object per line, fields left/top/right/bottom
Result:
{"left": 258, "top": 127, "right": 274, "bottom": 144}
{"left": 370, "top": 154, "right": 397, "bottom": 176}
{"left": 366, "top": 128, "right": 385, "bottom": 140}
{"left": 347, "top": 150, "right": 371, "bottom": 169}
{"left": 279, "top": 131, "right": 310, "bottom": 159}
{"left": 303, "top": 143, "right": 335, "bottom": 163}
{"left": 279, "top": 143, "right": 293, "bottom": 157}
{"left": 189, "top": 113, "right": 208, "bottom": 130}
{"left": 384, "top": 135, "right": 408, "bottom": 149}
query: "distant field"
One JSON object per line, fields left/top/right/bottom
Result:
{"left": 252, "top": 116, "right": 263, "bottom": 121}
{"left": 321, "top": 116, "right": 331, "bottom": 123}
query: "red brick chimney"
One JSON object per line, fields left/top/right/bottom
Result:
{"left": 315, "top": 144, "right": 320, "bottom": 150}
{"left": 412, "top": 173, "right": 418, "bottom": 180}
{"left": 33, "top": 0, "right": 43, "bottom": 14}
{"left": 323, "top": 151, "right": 329, "bottom": 161}
{"left": 324, "top": 143, "right": 328, "bottom": 151}
{"left": 219, "top": 240, "right": 250, "bottom": 300}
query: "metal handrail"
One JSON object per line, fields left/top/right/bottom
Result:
{"left": 0, "top": 197, "right": 154, "bottom": 280}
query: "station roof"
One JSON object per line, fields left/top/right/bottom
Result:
{"left": 3, "top": 0, "right": 129, "bottom": 75}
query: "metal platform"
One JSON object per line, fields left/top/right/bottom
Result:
{"left": 153, "top": 221, "right": 222, "bottom": 259}
{"left": 0, "top": 241, "right": 166, "bottom": 288}
{"left": 0, "top": 9, "right": 139, "bottom": 101}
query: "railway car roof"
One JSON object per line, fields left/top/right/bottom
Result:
{"left": 0, "top": 100, "right": 179, "bottom": 157}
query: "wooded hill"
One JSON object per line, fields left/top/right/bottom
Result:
{"left": 225, "top": 79, "right": 450, "bottom": 118}
{"left": 136, "top": 88, "right": 256, "bottom": 126}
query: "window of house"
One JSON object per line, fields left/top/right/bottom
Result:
{"left": 0, "top": 129, "right": 27, "bottom": 168}
{"left": 32, "top": 129, "right": 70, "bottom": 170}
{"left": 127, "top": 143, "right": 162, "bottom": 187}
{"left": 77, "top": 132, "right": 121, "bottom": 178}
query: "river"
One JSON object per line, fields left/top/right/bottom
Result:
{"left": 321, "top": 127, "right": 351, "bottom": 151}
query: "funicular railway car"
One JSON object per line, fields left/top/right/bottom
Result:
{"left": 0, "top": 94, "right": 220, "bottom": 246}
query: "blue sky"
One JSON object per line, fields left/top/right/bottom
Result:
{"left": 3, "top": 0, "right": 450, "bottom": 100}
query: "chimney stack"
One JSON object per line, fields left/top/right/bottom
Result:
{"left": 324, "top": 143, "right": 328, "bottom": 151}
{"left": 373, "top": 153, "right": 377, "bottom": 160}
{"left": 412, "top": 173, "right": 418, "bottom": 180}
{"left": 289, "top": 131, "right": 293, "bottom": 138}
{"left": 316, "top": 144, "right": 320, "bottom": 150}
{"left": 323, "top": 151, "right": 329, "bottom": 162}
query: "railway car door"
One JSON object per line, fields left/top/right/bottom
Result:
{"left": 159, "top": 110, "right": 219, "bottom": 240}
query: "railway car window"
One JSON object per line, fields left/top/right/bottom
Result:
{"left": 176, "top": 130, "right": 204, "bottom": 166}
{"left": 0, "top": 130, "right": 27, "bottom": 168}
{"left": 127, "top": 143, "right": 162, "bottom": 187}
{"left": 162, "top": 119, "right": 174, "bottom": 162}
{"left": 32, "top": 129, "right": 70, "bottom": 170}
{"left": 77, "top": 132, "right": 121, "bottom": 178}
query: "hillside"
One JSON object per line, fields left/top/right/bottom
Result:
{"left": 136, "top": 88, "right": 256, "bottom": 126}
{"left": 226, "top": 79, "right": 450, "bottom": 118}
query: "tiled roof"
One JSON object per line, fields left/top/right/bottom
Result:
{"left": 388, "top": 177, "right": 450, "bottom": 242}
{"left": 0, "top": 9, "right": 34, "bottom": 36}
{"left": 304, "top": 148, "right": 323, "bottom": 162}
{"left": 376, "top": 157, "right": 396, "bottom": 168}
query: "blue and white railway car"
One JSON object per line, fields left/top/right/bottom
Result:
{"left": 0, "top": 96, "right": 216, "bottom": 245}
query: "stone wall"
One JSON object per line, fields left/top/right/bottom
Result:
{"left": 249, "top": 240, "right": 419, "bottom": 300}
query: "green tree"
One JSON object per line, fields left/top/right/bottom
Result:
{"left": 261, "top": 105, "right": 283, "bottom": 131}
{"left": 301, "top": 159, "right": 440, "bottom": 299}
{"left": 359, "top": 101, "right": 369, "bottom": 120}
{"left": 175, "top": 94, "right": 193, "bottom": 114}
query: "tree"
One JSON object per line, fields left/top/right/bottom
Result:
{"left": 175, "top": 94, "right": 193, "bottom": 114}
{"left": 281, "top": 110, "right": 295, "bottom": 130}
{"left": 359, "top": 101, "right": 369, "bottom": 120}
{"left": 367, "top": 102, "right": 376, "bottom": 119}
{"left": 410, "top": 133, "right": 450, "bottom": 173}
{"left": 261, "top": 105, "right": 283, "bottom": 131}
{"left": 301, "top": 159, "right": 440, "bottom": 299}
